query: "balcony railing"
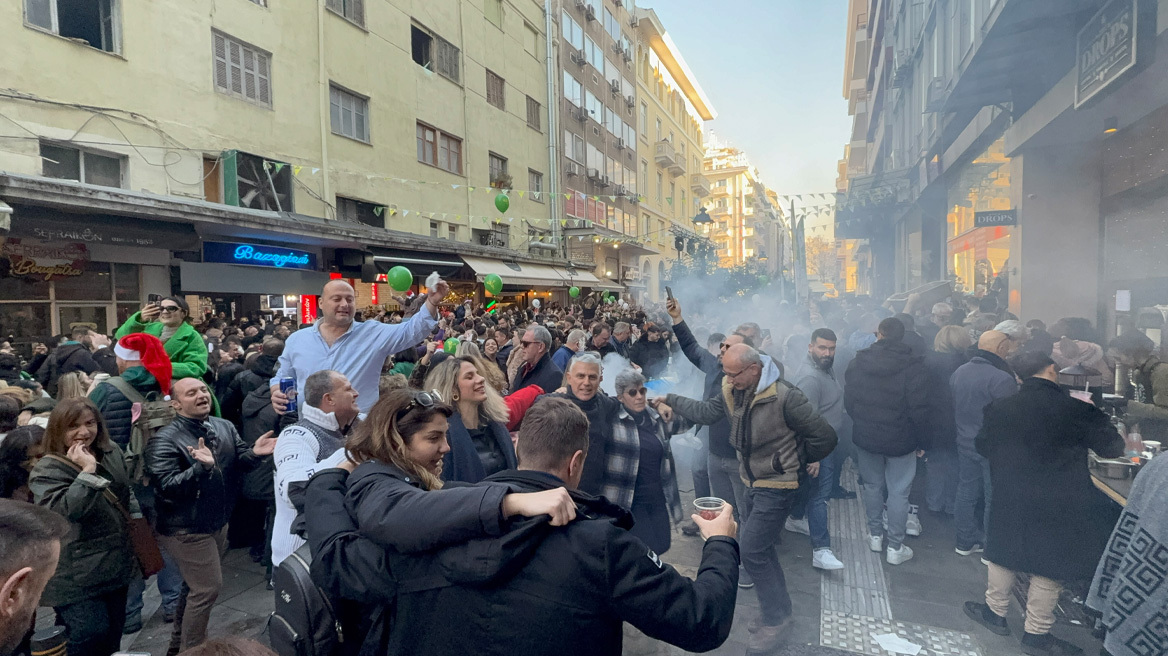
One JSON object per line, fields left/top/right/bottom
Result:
{"left": 690, "top": 173, "right": 712, "bottom": 198}
{"left": 654, "top": 140, "right": 685, "bottom": 177}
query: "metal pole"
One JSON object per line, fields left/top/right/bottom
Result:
{"left": 544, "top": 0, "right": 562, "bottom": 256}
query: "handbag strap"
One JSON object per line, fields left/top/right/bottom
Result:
{"left": 42, "top": 453, "right": 133, "bottom": 523}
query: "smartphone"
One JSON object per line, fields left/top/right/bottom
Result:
{"left": 147, "top": 293, "right": 162, "bottom": 305}
{"left": 665, "top": 286, "right": 674, "bottom": 301}
{"left": 762, "top": 329, "right": 771, "bottom": 341}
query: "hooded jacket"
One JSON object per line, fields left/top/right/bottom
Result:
{"left": 667, "top": 356, "right": 837, "bottom": 488}
{"left": 221, "top": 354, "right": 280, "bottom": 425}
{"left": 89, "top": 366, "right": 163, "bottom": 448}
{"left": 39, "top": 342, "right": 99, "bottom": 396}
{"left": 950, "top": 350, "right": 1019, "bottom": 451}
{"left": 844, "top": 339, "right": 931, "bottom": 456}
{"left": 305, "top": 468, "right": 739, "bottom": 656}
{"left": 629, "top": 334, "right": 670, "bottom": 380}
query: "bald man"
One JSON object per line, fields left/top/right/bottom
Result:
{"left": 272, "top": 277, "right": 449, "bottom": 414}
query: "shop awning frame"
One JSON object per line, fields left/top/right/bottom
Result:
{"left": 461, "top": 255, "right": 567, "bottom": 288}
{"left": 372, "top": 248, "right": 465, "bottom": 277}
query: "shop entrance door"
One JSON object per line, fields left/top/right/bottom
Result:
{"left": 58, "top": 304, "right": 113, "bottom": 336}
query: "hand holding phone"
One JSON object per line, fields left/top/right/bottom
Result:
{"left": 665, "top": 286, "right": 674, "bottom": 301}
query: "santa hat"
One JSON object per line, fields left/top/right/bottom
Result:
{"left": 116, "top": 333, "right": 173, "bottom": 399}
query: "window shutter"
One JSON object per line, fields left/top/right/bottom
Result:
{"left": 242, "top": 48, "right": 257, "bottom": 100}
{"left": 228, "top": 42, "right": 243, "bottom": 94}
{"left": 256, "top": 53, "right": 271, "bottom": 105}
{"left": 436, "top": 37, "right": 459, "bottom": 82}
{"left": 325, "top": 0, "right": 342, "bottom": 11}
{"left": 213, "top": 33, "right": 229, "bottom": 91}
{"left": 350, "top": 0, "right": 365, "bottom": 26}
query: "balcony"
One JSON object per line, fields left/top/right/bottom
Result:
{"left": 654, "top": 140, "right": 685, "bottom": 177}
{"left": 690, "top": 173, "right": 712, "bottom": 198}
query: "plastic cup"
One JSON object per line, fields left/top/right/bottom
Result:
{"left": 1069, "top": 390, "right": 1094, "bottom": 405}
{"left": 693, "top": 497, "right": 726, "bottom": 521}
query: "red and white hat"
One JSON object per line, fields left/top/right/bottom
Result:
{"left": 115, "top": 333, "right": 173, "bottom": 398}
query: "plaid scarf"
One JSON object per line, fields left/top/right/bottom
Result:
{"left": 728, "top": 386, "right": 755, "bottom": 453}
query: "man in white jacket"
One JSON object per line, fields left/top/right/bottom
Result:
{"left": 271, "top": 369, "right": 360, "bottom": 566}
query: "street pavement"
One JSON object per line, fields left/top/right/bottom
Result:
{"left": 32, "top": 453, "right": 1103, "bottom": 656}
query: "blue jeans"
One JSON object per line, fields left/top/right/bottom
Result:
{"left": 56, "top": 586, "right": 128, "bottom": 656}
{"left": 955, "top": 446, "right": 992, "bottom": 549}
{"left": 855, "top": 448, "right": 917, "bottom": 549}
{"left": 707, "top": 452, "right": 751, "bottom": 525}
{"left": 741, "top": 487, "right": 798, "bottom": 625}
{"left": 790, "top": 449, "right": 838, "bottom": 549}
{"left": 925, "top": 447, "right": 958, "bottom": 514}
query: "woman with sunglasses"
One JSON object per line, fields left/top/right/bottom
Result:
{"left": 117, "top": 296, "right": 209, "bottom": 382}
{"left": 27, "top": 398, "right": 141, "bottom": 656}
{"left": 423, "top": 357, "right": 519, "bottom": 483}
{"left": 606, "top": 369, "right": 686, "bottom": 555}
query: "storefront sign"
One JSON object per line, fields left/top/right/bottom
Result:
{"left": 974, "top": 210, "right": 1017, "bottom": 227}
{"left": 203, "top": 241, "right": 317, "bottom": 270}
{"left": 1, "top": 238, "right": 89, "bottom": 280}
{"left": 11, "top": 211, "right": 200, "bottom": 251}
{"left": 300, "top": 295, "right": 318, "bottom": 322}
{"left": 370, "top": 282, "right": 379, "bottom": 305}
{"left": 1076, "top": 0, "right": 1138, "bottom": 108}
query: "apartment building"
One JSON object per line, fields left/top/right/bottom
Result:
{"left": 702, "top": 141, "right": 785, "bottom": 271}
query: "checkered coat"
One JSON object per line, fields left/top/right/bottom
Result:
{"left": 601, "top": 405, "right": 686, "bottom": 525}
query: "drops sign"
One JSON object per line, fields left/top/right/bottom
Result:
{"left": 204, "top": 241, "right": 317, "bottom": 270}
{"left": 1076, "top": 0, "right": 1138, "bottom": 108}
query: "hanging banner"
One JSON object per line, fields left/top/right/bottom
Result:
{"left": 300, "top": 294, "right": 318, "bottom": 322}
{"left": 370, "top": 282, "right": 379, "bottom": 304}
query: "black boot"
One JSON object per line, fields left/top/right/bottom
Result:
{"left": 1021, "top": 632, "right": 1083, "bottom": 656}
{"left": 963, "top": 601, "right": 1010, "bottom": 636}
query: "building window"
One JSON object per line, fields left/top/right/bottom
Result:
{"left": 212, "top": 31, "right": 272, "bottom": 108}
{"left": 524, "top": 22, "right": 539, "bottom": 57}
{"left": 484, "top": 0, "right": 502, "bottom": 28}
{"left": 416, "top": 122, "right": 462, "bottom": 175}
{"left": 411, "top": 24, "right": 460, "bottom": 83}
{"left": 655, "top": 118, "right": 662, "bottom": 142}
{"left": 448, "top": 224, "right": 459, "bottom": 241}
{"left": 640, "top": 159, "right": 648, "bottom": 194}
{"left": 656, "top": 171, "right": 662, "bottom": 203}
{"left": 325, "top": 0, "right": 364, "bottom": 28}
{"left": 329, "top": 85, "right": 369, "bottom": 143}
{"left": 526, "top": 96, "right": 541, "bottom": 130}
{"left": 561, "top": 10, "right": 583, "bottom": 50}
{"left": 562, "top": 70, "right": 583, "bottom": 106}
{"left": 529, "top": 169, "right": 544, "bottom": 201}
{"left": 40, "top": 142, "right": 124, "bottom": 188}
{"left": 489, "top": 152, "right": 508, "bottom": 185}
{"left": 486, "top": 70, "right": 506, "bottom": 110}
{"left": 639, "top": 102, "right": 647, "bottom": 140}
{"left": 24, "top": 0, "right": 121, "bottom": 53}
{"left": 430, "top": 221, "right": 440, "bottom": 238}
{"left": 564, "top": 130, "right": 585, "bottom": 163}
{"left": 670, "top": 182, "right": 676, "bottom": 210}
{"left": 337, "top": 196, "right": 382, "bottom": 228}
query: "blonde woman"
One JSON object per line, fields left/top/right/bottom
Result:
{"left": 424, "top": 357, "right": 516, "bottom": 482}
{"left": 455, "top": 341, "right": 507, "bottom": 393}
{"left": 56, "top": 371, "right": 91, "bottom": 401}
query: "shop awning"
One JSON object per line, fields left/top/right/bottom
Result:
{"left": 460, "top": 255, "right": 566, "bottom": 288}
{"left": 372, "top": 248, "right": 464, "bottom": 278}
{"left": 589, "top": 279, "right": 626, "bottom": 292}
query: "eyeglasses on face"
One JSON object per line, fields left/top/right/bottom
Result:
{"left": 723, "top": 366, "right": 750, "bottom": 379}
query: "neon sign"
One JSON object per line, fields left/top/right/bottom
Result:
{"left": 203, "top": 241, "right": 317, "bottom": 270}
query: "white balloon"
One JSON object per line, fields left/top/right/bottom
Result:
{"left": 532, "top": 299, "right": 542, "bottom": 309}
{"left": 752, "top": 293, "right": 762, "bottom": 305}
{"left": 620, "top": 301, "right": 629, "bottom": 309}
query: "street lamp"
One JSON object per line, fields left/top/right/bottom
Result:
{"left": 692, "top": 207, "right": 713, "bottom": 224}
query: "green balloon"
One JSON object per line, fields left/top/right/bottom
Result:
{"left": 386, "top": 266, "right": 413, "bottom": 292}
{"left": 603, "top": 293, "right": 614, "bottom": 303}
{"left": 444, "top": 338, "right": 459, "bottom": 354}
{"left": 568, "top": 286, "right": 580, "bottom": 298}
{"left": 495, "top": 193, "right": 510, "bottom": 213}
{"left": 484, "top": 273, "right": 503, "bottom": 295}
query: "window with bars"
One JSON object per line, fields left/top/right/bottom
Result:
{"left": 416, "top": 122, "right": 462, "bottom": 175}
{"left": 329, "top": 85, "right": 369, "bottom": 143}
{"left": 213, "top": 31, "right": 272, "bottom": 108}
{"left": 325, "top": 0, "right": 364, "bottom": 27}
{"left": 528, "top": 169, "right": 544, "bottom": 202}
{"left": 486, "top": 70, "right": 505, "bottom": 110}
{"left": 526, "top": 96, "right": 541, "bottom": 130}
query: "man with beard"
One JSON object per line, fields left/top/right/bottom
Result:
{"left": 550, "top": 352, "right": 621, "bottom": 496}
{"left": 786, "top": 329, "right": 846, "bottom": 570}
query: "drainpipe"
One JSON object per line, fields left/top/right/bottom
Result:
{"left": 317, "top": 0, "right": 332, "bottom": 213}
{"left": 544, "top": 0, "right": 562, "bottom": 258}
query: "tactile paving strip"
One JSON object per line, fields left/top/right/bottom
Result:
{"left": 819, "top": 610, "right": 983, "bottom": 656}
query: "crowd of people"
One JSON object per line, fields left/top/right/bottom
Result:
{"left": 1, "top": 278, "right": 1166, "bottom": 656}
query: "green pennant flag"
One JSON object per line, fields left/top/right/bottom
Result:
{"left": 666, "top": 197, "right": 673, "bottom": 205}
{"left": 373, "top": 206, "right": 384, "bottom": 217}
{"left": 273, "top": 162, "right": 286, "bottom": 174}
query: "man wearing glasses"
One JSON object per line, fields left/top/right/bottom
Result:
{"left": 656, "top": 343, "right": 837, "bottom": 653}
{"left": 271, "top": 278, "right": 449, "bottom": 415}
{"left": 509, "top": 324, "right": 563, "bottom": 396}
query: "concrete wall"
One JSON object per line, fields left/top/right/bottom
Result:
{"left": 1011, "top": 141, "right": 1102, "bottom": 324}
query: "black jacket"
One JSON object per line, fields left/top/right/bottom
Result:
{"left": 673, "top": 321, "right": 735, "bottom": 459}
{"left": 442, "top": 412, "right": 517, "bottom": 484}
{"left": 239, "top": 385, "right": 294, "bottom": 500}
{"left": 509, "top": 353, "right": 563, "bottom": 397}
{"left": 144, "top": 415, "right": 262, "bottom": 535}
{"left": 923, "top": 349, "right": 968, "bottom": 453}
{"left": 39, "top": 343, "right": 98, "bottom": 396}
{"left": 629, "top": 335, "right": 670, "bottom": 380}
{"left": 221, "top": 355, "right": 279, "bottom": 426}
{"left": 977, "top": 377, "right": 1124, "bottom": 580}
{"left": 547, "top": 390, "right": 620, "bottom": 496}
{"left": 306, "top": 468, "right": 739, "bottom": 656}
{"left": 92, "top": 347, "right": 119, "bottom": 377}
{"left": 214, "top": 360, "right": 245, "bottom": 406}
{"left": 844, "top": 340, "right": 930, "bottom": 456}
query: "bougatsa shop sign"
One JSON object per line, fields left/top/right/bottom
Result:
{"left": 203, "top": 241, "right": 317, "bottom": 270}
{"left": 1, "top": 239, "right": 89, "bottom": 280}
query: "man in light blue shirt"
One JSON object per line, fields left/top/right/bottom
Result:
{"left": 271, "top": 278, "right": 448, "bottom": 414}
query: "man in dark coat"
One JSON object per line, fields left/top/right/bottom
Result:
{"left": 38, "top": 327, "right": 100, "bottom": 396}
{"left": 963, "top": 352, "right": 1123, "bottom": 656}
{"left": 844, "top": 317, "right": 929, "bottom": 565}
{"left": 509, "top": 325, "right": 563, "bottom": 396}
{"left": 629, "top": 324, "right": 671, "bottom": 379}
{"left": 220, "top": 338, "right": 283, "bottom": 426}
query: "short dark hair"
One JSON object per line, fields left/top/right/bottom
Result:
{"left": 877, "top": 317, "right": 905, "bottom": 343}
{"left": 730, "top": 332, "right": 756, "bottom": 348}
{"left": 163, "top": 296, "right": 192, "bottom": 322}
{"left": 894, "top": 313, "right": 915, "bottom": 331}
{"left": 978, "top": 296, "right": 998, "bottom": 313}
{"left": 0, "top": 396, "right": 19, "bottom": 433}
{"left": 261, "top": 338, "right": 285, "bottom": 358}
{"left": 70, "top": 325, "right": 91, "bottom": 341}
{"left": 304, "top": 370, "right": 341, "bottom": 408}
{"left": 0, "top": 498, "right": 70, "bottom": 579}
{"left": 517, "top": 397, "right": 590, "bottom": 472}
{"left": 708, "top": 332, "right": 726, "bottom": 348}
{"left": 592, "top": 323, "right": 611, "bottom": 337}
{"left": 1012, "top": 351, "right": 1056, "bottom": 380}
{"left": 810, "top": 328, "right": 837, "bottom": 343}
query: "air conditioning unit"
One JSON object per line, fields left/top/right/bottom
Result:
{"left": 612, "top": 41, "right": 624, "bottom": 54}
{"left": 569, "top": 51, "right": 585, "bottom": 66}
{"left": 564, "top": 161, "right": 581, "bottom": 177}
{"left": 622, "top": 266, "right": 640, "bottom": 281}
{"left": 615, "top": 138, "right": 626, "bottom": 150}
{"left": 625, "top": 94, "right": 635, "bottom": 108}
{"left": 622, "top": 47, "right": 632, "bottom": 63}
{"left": 614, "top": 0, "right": 623, "bottom": 6}
{"left": 598, "top": 175, "right": 611, "bottom": 188}
{"left": 573, "top": 107, "right": 587, "bottom": 122}
{"left": 585, "top": 6, "right": 596, "bottom": 21}
{"left": 587, "top": 167, "right": 602, "bottom": 181}
{"left": 626, "top": 191, "right": 640, "bottom": 203}
{"left": 613, "top": 184, "right": 628, "bottom": 195}
{"left": 924, "top": 77, "right": 949, "bottom": 113}
{"left": 609, "top": 80, "right": 621, "bottom": 95}
{"left": 574, "top": 0, "right": 586, "bottom": 10}
{"left": 629, "top": 16, "right": 640, "bottom": 27}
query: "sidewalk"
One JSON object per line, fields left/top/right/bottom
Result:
{"left": 40, "top": 460, "right": 1102, "bottom": 655}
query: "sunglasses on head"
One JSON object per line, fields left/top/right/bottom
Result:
{"left": 395, "top": 390, "right": 442, "bottom": 422}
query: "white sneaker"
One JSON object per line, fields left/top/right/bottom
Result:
{"left": 868, "top": 534, "right": 883, "bottom": 552}
{"left": 813, "top": 548, "right": 845, "bottom": 570}
{"left": 785, "top": 517, "right": 810, "bottom": 536}
{"left": 906, "top": 506, "right": 922, "bottom": 537}
{"left": 886, "top": 544, "right": 914, "bottom": 565}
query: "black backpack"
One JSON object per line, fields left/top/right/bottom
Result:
{"left": 269, "top": 544, "right": 343, "bottom": 656}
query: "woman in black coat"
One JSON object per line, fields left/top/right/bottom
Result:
{"left": 922, "top": 325, "right": 971, "bottom": 516}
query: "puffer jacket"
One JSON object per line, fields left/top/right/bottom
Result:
{"left": 89, "top": 366, "right": 162, "bottom": 448}
{"left": 667, "top": 356, "right": 837, "bottom": 489}
{"left": 844, "top": 339, "right": 931, "bottom": 456}
{"left": 144, "top": 415, "right": 261, "bottom": 535}
{"left": 923, "top": 349, "right": 968, "bottom": 453}
{"left": 29, "top": 444, "right": 140, "bottom": 607}
{"left": 239, "top": 385, "right": 293, "bottom": 500}
{"left": 221, "top": 354, "right": 279, "bottom": 425}
{"left": 39, "top": 342, "right": 99, "bottom": 396}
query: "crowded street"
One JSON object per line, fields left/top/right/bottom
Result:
{"left": 3, "top": 1, "right": 1168, "bottom": 656}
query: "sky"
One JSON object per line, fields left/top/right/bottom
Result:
{"left": 649, "top": 0, "right": 852, "bottom": 230}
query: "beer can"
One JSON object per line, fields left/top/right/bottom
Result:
{"left": 280, "top": 376, "right": 297, "bottom": 413}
